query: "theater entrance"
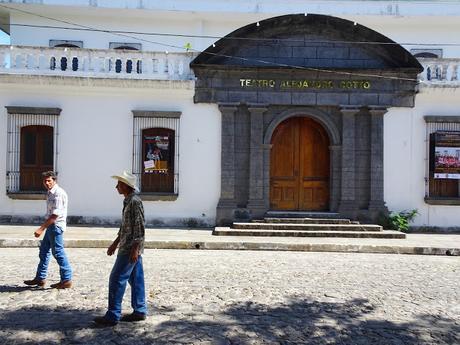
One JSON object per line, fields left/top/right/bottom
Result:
{"left": 270, "top": 117, "right": 330, "bottom": 211}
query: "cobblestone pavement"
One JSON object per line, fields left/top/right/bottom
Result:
{"left": 0, "top": 249, "right": 458, "bottom": 345}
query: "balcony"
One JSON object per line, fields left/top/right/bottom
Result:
{"left": 418, "top": 58, "right": 460, "bottom": 87}
{"left": 0, "top": 45, "right": 195, "bottom": 81}
{"left": 1, "top": 46, "right": 460, "bottom": 89}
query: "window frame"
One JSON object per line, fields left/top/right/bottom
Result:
{"left": 132, "top": 110, "right": 181, "bottom": 201}
{"left": 109, "top": 42, "right": 142, "bottom": 51}
{"left": 49, "top": 40, "right": 83, "bottom": 48}
{"left": 411, "top": 48, "right": 443, "bottom": 59}
{"left": 5, "top": 106, "right": 61, "bottom": 199}
{"left": 424, "top": 115, "right": 460, "bottom": 205}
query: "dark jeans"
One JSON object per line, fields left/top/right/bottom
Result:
{"left": 36, "top": 224, "right": 72, "bottom": 281}
{"left": 105, "top": 254, "right": 147, "bottom": 321}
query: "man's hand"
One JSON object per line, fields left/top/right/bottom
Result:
{"left": 107, "top": 236, "right": 120, "bottom": 256}
{"left": 129, "top": 244, "right": 139, "bottom": 263}
{"left": 34, "top": 227, "right": 44, "bottom": 238}
{"left": 107, "top": 242, "right": 118, "bottom": 256}
{"left": 34, "top": 215, "right": 57, "bottom": 238}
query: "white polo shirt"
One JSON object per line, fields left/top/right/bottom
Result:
{"left": 46, "top": 184, "right": 68, "bottom": 231}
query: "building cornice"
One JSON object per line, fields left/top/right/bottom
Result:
{"left": 0, "top": 74, "right": 194, "bottom": 91}
{"left": 2, "top": 1, "right": 460, "bottom": 17}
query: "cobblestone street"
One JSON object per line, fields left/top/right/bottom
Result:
{"left": 0, "top": 248, "right": 458, "bottom": 345}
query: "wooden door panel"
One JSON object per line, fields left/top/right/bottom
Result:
{"left": 270, "top": 181, "right": 297, "bottom": 210}
{"left": 270, "top": 116, "right": 330, "bottom": 211}
{"left": 270, "top": 119, "right": 298, "bottom": 177}
{"left": 270, "top": 118, "right": 299, "bottom": 210}
{"left": 300, "top": 181, "right": 329, "bottom": 210}
{"left": 298, "top": 118, "right": 330, "bottom": 210}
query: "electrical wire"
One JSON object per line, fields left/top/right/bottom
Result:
{"left": 1, "top": 22, "right": 460, "bottom": 47}
{"left": 0, "top": 3, "right": 430, "bottom": 82}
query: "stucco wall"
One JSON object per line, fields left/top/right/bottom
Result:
{"left": 0, "top": 81, "right": 221, "bottom": 226}
{"left": 384, "top": 88, "right": 460, "bottom": 228}
{"left": 5, "top": 4, "right": 460, "bottom": 57}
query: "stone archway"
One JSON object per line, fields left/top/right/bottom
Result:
{"left": 263, "top": 107, "right": 341, "bottom": 214}
{"left": 190, "top": 14, "right": 422, "bottom": 225}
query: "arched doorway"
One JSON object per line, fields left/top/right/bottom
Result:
{"left": 190, "top": 13, "right": 422, "bottom": 224}
{"left": 270, "top": 117, "right": 330, "bottom": 211}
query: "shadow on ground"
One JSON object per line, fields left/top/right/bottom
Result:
{"left": 0, "top": 296, "right": 458, "bottom": 345}
{"left": 0, "top": 285, "right": 49, "bottom": 293}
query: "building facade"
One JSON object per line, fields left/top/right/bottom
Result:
{"left": 1, "top": 1, "right": 460, "bottom": 229}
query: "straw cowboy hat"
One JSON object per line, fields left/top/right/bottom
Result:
{"left": 111, "top": 171, "right": 139, "bottom": 192}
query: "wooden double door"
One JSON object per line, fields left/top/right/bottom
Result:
{"left": 20, "top": 125, "right": 54, "bottom": 191}
{"left": 270, "top": 117, "right": 330, "bottom": 211}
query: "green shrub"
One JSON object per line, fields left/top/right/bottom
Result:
{"left": 386, "top": 209, "right": 418, "bottom": 232}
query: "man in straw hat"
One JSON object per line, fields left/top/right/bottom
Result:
{"left": 24, "top": 171, "right": 73, "bottom": 289}
{"left": 94, "top": 171, "right": 147, "bottom": 327}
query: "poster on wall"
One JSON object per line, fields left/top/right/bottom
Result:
{"left": 143, "top": 135, "right": 169, "bottom": 174}
{"left": 431, "top": 131, "right": 460, "bottom": 179}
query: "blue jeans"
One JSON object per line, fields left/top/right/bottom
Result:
{"left": 36, "top": 224, "right": 72, "bottom": 281}
{"left": 104, "top": 254, "right": 147, "bottom": 321}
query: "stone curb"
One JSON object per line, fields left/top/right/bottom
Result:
{"left": 0, "top": 239, "right": 458, "bottom": 256}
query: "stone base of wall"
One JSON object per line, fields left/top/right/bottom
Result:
{"left": 0, "top": 215, "right": 215, "bottom": 228}
{"left": 409, "top": 226, "right": 460, "bottom": 234}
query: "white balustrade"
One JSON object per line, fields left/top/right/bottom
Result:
{"left": 4, "top": 46, "right": 459, "bottom": 87}
{"left": 0, "top": 45, "right": 195, "bottom": 80}
{"left": 418, "top": 58, "right": 460, "bottom": 85}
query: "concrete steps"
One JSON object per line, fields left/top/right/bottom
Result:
{"left": 257, "top": 218, "right": 358, "bottom": 224}
{"left": 213, "top": 214, "right": 406, "bottom": 239}
{"left": 237, "top": 222, "right": 382, "bottom": 232}
{"left": 213, "top": 227, "right": 406, "bottom": 239}
{"left": 265, "top": 211, "right": 342, "bottom": 219}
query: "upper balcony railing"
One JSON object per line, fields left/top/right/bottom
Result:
{"left": 1, "top": 46, "right": 460, "bottom": 87}
{"left": 418, "top": 58, "right": 460, "bottom": 86}
{"left": 0, "top": 45, "right": 195, "bottom": 80}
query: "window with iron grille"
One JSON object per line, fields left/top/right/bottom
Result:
{"left": 425, "top": 116, "right": 460, "bottom": 202}
{"left": 5, "top": 107, "right": 61, "bottom": 195}
{"left": 132, "top": 111, "right": 180, "bottom": 196}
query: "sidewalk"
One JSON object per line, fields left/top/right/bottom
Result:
{"left": 0, "top": 225, "right": 459, "bottom": 256}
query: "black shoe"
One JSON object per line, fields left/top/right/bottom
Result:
{"left": 120, "top": 312, "right": 147, "bottom": 322}
{"left": 93, "top": 316, "right": 118, "bottom": 327}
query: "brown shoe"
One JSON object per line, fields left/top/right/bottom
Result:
{"left": 120, "top": 312, "right": 147, "bottom": 322}
{"left": 24, "top": 278, "right": 46, "bottom": 287}
{"left": 50, "top": 280, "right": 72, "bottom": 289}
{"left": 93, "top": 316, "right": 118, "bottom": 327}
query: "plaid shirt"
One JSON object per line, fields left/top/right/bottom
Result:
{"left": 118, "top": 193, "right": 145, "bottom": 255}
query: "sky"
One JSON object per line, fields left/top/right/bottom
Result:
{"left": 0, "top": 30, "right": 10, "bottom": 45}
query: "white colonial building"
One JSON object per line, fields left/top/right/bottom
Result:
{"left": 1, "top": 0, "right": 460, "bottom": 230}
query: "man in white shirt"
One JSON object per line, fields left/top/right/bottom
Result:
{"left": 24, "top": 171, "right": 73, "bottom": 289}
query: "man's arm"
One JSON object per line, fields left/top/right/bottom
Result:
{"left": 34, "top": 214, "right": 57, "bottom": 238}
{"left": 129, "top": 200, "right": 145, "bottom": 263}
{"left": 107, "top": 235, "right": 120, "bottom": 256}
{"left": 35, "top": 188, "right": 67, "bottom": 238}
{"left": 129, "top": 241, "right": 140, "bottom": 263}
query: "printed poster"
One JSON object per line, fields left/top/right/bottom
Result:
{"left": 143, "top": 135, "right": 169, "bottom": 174}
{"left": 433, "top": 131, "right": 460, "bottom": 179}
